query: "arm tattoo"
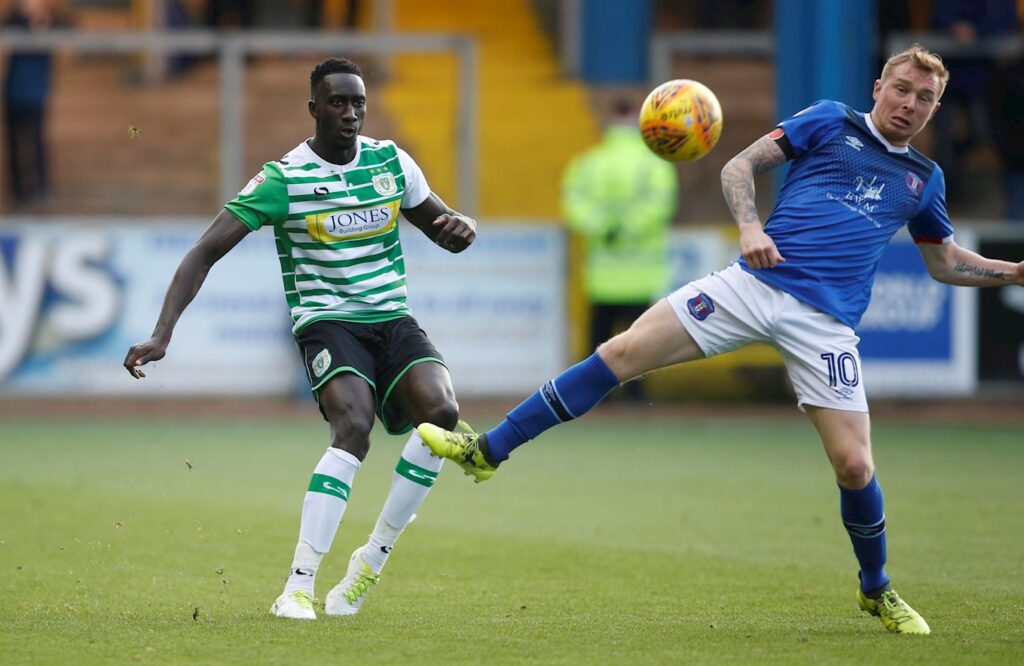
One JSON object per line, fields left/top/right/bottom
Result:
{"left": 952, "top": 262, "right": 1005, "bottom": 280}
{"left": 721, "top": 137, "right": 788, "bottom": 226}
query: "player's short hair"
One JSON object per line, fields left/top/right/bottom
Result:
{"left": 880, "top": 44, "right": 949, "bottom": 97}
{"left": 310, "top": 57, "right": 363, "bottom": 94}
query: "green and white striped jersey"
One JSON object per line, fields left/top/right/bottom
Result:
{"left": 225, "top": 136, "right": 431, "bottom": 332}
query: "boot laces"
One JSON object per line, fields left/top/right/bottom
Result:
{"left": 343, "top": 568, "right": 380, "bottom": 603}
{"left": 880, "top": 590, "right": 912, "bottom": 623}
{"left": 292, "top": 590, "right": 316, "bottom": 609}
{"left": 447, "top": 421, "right": 481, "bottom": 461}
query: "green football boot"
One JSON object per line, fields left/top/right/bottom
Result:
{"left": 417, "top": 421, "right": 497, "bottom": 483}
{"left": 857, "top": 587, "right": 931, "bottom": 635}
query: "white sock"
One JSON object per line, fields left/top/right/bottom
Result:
{"left": 283, "top": 447, "right": 360, "bottom": 595}
{"left": 363, "top": 431, "right": 443, "bottom": 573}
{"left": 282, "top": 540, "right": 323, "bottom": 595}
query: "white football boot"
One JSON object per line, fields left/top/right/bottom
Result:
{"left": 270, "top": 589, "right": 317, "bottom": 620}
{"left": 324, "top": 546, "right": 380, "bottom": 616}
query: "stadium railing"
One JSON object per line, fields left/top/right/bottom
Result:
{"left": 0, "top": 29, "right": 480, "bottom": 216}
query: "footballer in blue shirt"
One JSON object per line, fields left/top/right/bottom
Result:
{"left": 419, "top": 45, "right": 1024, "bottom": 635}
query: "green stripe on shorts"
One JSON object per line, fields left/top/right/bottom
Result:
{"left": 308, "top": 473, "right": 351, "bottom": 500}
{"left": 395, "top": 457, "right": 439, "bottom": 487}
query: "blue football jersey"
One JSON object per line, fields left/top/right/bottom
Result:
{"left": 738, "top": 100, "right": 953, "bottom": 329}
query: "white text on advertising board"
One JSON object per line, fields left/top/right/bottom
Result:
{"left": 0, "top": 233, "right": 119, "bottom": 381}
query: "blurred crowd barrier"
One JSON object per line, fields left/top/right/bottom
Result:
{"left": 3, "top": 17, "right": 1023, "bottom": 223}
{"left": 1, "top": 220, "right": 1020, "bottom": 400}
{"left": 0, "top": 29, "right": 478, "bottom": 217}
{"left": 2, "top": 3, "right": 1022, "bottom": 402}
{"left": 0, "top": 221, "right": 566, "bottom": 398}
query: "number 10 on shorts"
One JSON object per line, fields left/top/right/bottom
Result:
{"left": 820, "top": 352, "right": 860, "bottom": 388}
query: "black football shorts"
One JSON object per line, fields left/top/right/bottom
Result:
{"left": 296, "top": 316, "right": 446, "bottom": 435}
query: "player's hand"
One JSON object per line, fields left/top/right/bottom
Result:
{"left": 1014, "top": 261, "right": 1024, "bottom": 286}
{"left": 123, "top": 337, "right": 168, "bottom": 379}
{"left": 740, "top": 224, "right": 785, "bottom": 269}
{"left": 432, "top": 213, "right": 477, "bottom": 253}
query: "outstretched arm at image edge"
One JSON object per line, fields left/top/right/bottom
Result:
{"left": 917, "top": 241, "right": 1024, "bottom": 287}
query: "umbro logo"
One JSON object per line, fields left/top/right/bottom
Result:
{"left": 845, "top": 136, "right": 863, "bottom": 151}
{"left": 832, "top": 387, "right": 855, "bottom": 400}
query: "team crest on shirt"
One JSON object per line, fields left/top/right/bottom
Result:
{"left": 687, "top": 293, "right": 715, "bottom": 321}
{"left": 904, "top": 171, "right": 924, "bottom": 197}
{"left": 312, "top": 349, "right": 332, "bottom": 378}
{"left": 372, "top": 172, "right": 397, "bottom": 196}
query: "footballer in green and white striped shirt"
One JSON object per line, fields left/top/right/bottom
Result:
{"left": 124, "top": 56, "right": 476, "bottom": 621}
{"left": 226, "top": 134, "right": 426, "bottom": 330}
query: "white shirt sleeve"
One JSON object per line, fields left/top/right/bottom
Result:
{"left": 397, "top": 147, "right": 431, "bottom": 209}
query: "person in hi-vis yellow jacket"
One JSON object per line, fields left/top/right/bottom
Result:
{"left": 562, "top": 100, "right": 678, "bottom": 396}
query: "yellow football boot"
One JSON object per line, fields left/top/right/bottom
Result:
{"left": 857, "top": 587, "right": 931, "bottom": 635}
{"left": 417, "top": 422, "right": 497, "bottom": 483}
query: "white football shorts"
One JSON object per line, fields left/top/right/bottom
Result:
{"left": 667, "top": 263, "right": 868, "bottom": 412}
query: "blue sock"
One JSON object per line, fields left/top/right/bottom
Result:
{"left": 485, "top": 353, "right": 621, "bottom": 462}
{"left": 840, "top": 475, "right": 889, "bottom": 593}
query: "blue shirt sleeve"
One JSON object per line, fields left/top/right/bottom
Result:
{"left": 907, "top": 164, "right": 955, "bottom": 243}
{"left": 776, "top": 100, "right": 847, "bottom": 158}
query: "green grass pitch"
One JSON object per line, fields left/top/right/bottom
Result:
{"left": 2, "top": 412, "right": 1022, "bottom": 664}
